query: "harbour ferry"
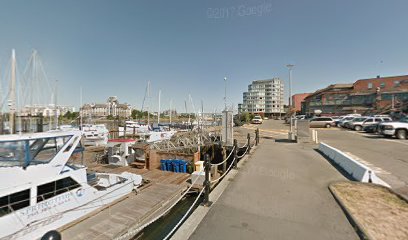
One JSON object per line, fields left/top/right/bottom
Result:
{"left": 0, "top": 130, "right": 142, "bottom": 240}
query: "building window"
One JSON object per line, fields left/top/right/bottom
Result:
{"left": 394, "top": 81, "right": 400, "bottom": 87}
{"left": 368, "top": 83, "right": 373, "bottom": 89}
{"left": 380, "top": 82, "right": 385, "bottom": 88}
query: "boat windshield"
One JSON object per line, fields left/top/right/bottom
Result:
{"left": 0, "top": 135, "right": 73, "bottom": 167}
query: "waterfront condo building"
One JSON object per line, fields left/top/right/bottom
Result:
{"left": 238, "top": 78, "right": 285, "bottom": 117}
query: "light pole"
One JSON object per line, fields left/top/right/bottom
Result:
{"left": 286, "top": 64, "right": 295, "bottom": 133}
{"left": 286, "top": 64, "right": 294, "bottom": 112}
{"left": 224, "top": 77, "right": 227, "bottom": 111}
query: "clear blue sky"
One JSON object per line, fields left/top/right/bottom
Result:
{"left": 1, "top": 0, "right": 408, "bottom": 113}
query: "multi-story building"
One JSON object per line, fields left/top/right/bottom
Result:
{"left": 302, "top": 75, "right": 408, "bottom": 115}
{"left": 21, "top": 104, "right": 75, "bottom": 117}
{"left": 81, "top": 96, "right": 132, "bottom": 118}
{"left": 239, "top": 78, "right": 285, "bottom": 116}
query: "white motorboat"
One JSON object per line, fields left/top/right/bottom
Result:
{"left": 0, "top": 130, "right": 142, "bottom": 240}
{"left": 59, "top": 124, "right": 109, "bottom": 147}
{"left": 118, "top": 121, "right": 150, "bottom": 137}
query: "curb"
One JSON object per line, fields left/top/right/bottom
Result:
{"left": 170, "top": 144, "right": 259, "bottom": 240}
{"left": 328, "top": 182, "right": 372, "bottom": 240}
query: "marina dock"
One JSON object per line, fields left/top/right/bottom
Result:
{"left": 60, "top": 167, "right": 190, "bottom": 240}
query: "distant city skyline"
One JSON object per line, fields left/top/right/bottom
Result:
{"left": 1, "top": 0, "right": 408, "bottom": 113}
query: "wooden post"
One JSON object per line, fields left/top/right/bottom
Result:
{"left": 123, "top": 122, "right": 127, "bottom": 139}
{"left": 222, "top": 146, "right": 227, "bottom": 173}
{"left": 247, "top": 133, "right": 251, "bottom": 153}
{"left": 233, "top": 139, "right": 238, "bottom": 169}
{"left": 202, "top": 153, "right": 212, "bottom": 207}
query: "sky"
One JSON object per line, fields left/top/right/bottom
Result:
{"left": 1, "top": 0, "right": 408, "bottom": 113}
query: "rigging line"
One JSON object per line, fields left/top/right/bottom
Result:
{"left": 210, "top": 156, "right": 236, "bottom": 183}
{"left": 237, "top": 145, "right": 250, "bottom": 159}
{"left": 210, "top": 146, "right": 235, "bottom": 166}
{"left": 162, "top": 187, "right": 205, "bottom": 240}
{"left": 238, "top": 142, "right": 248, "bottom": 148}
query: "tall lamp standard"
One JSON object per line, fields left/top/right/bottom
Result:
{"left": 286, "top": 64, "right": 295, "bottom": 132}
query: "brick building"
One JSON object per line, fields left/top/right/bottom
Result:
{"left": 291, "top": 93, "right": 311, "bottom": 113}
{"left": 302, "top": 75, "right": 408, "bottom": 115}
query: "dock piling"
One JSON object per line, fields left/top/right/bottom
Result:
{"left": 247, "top": 133, "right": 251, "bottom": 153}
{"left": 202, "top": 153, "right": 212, "bottom": 207}
{"left": 233, "top": 139, "right": 237, "bottom": 169}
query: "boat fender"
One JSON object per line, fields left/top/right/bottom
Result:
{"left": 121, "top": 172, "right": 143, "bottom": 189}
{"left": 41, "top": 230, "right": 61, "bottom": 240}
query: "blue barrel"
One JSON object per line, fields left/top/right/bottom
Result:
{"left": 160, "top": 160, "right": 167, "bottom": 171}
{"left": 173, "top": 160, "right": 180, "bottom": 173}
{"left": 166, "top": 160, "right": 173, "bottom": 172}
{"left": 179, "top": 160, "right": 187, "bottom": 173}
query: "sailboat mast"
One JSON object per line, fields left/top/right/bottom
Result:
{"left": 80, "top": 87, "right": 83, "bottom": 129}
{"left": 158, "top": 89, "right": 161, "bottom": 124}
{"left": 9, "top": 49, "right": 16, "bottom": 134}
{"left": 54, "top": 80, "right": 58, "bottom": 129}
{"left": 147, "top": 81, "right": 150, "bottom": 126}
{"left": 169, "top": 99, "right": 172, "bottom": 125}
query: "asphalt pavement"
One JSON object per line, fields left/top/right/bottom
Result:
{"left": 189, "top": 127, "right": 358, "bottom": 240}
{"left": 316, "top": 128, "right": 408, "bottom": 198}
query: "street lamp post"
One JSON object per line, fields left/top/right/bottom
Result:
{"left": 286, "top": 64, "right": 295, "bottom": 133}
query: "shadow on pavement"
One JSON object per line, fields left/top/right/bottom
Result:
{"left": 314, "top": 149, "right": 355, "bottom": 181}
{"left": 274, "top": 139, "right": 295, "bottom": 143}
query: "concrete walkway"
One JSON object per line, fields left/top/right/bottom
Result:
{"left": 189, "top": 139, "right": 358, "bottom": 240}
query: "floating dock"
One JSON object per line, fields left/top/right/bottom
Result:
{"left": 60, "top": 165, "right": 190, "bottom": 240}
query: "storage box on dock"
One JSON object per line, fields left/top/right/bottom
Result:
{"left": 195, "top": 161, "right": 204, "bottom": 172}
{"left": 190, "top": 171, "right": 208, "bottom": 185}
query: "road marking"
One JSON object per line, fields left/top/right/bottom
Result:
{"left": 344, "top": 151, "right": 391, "bottom": 175}
{"left": 381, "top": 139, "right": 408, "bottom": 146}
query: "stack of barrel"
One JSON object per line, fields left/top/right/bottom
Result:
{"left": 160, "top": 159, "right": 193, "bottom": 173}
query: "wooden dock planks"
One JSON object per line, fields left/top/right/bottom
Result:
{"left": 61, "top": 183, "right": 187, "bottom": 240}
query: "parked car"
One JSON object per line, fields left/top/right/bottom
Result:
{"left": 378, "top": 117, "right": 408, "bottom": 139}
{"left": 338, "top": 116, "right": 356, "bottom": 128}
{"left": 309, "top": 117, "right": 335, "bottom": 128}
{"left": 346, "top": 117, "right": 370, "bottom": 130}
{"left": 362, "top": 123, "right": 380, "bottom": 133}
{"left": 251, "top": 115, "right": 263, "bottom": 124}
{"left": 356, "top": 117, "right": 392, "bottom": 131}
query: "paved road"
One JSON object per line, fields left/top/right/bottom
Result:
{"left": 189, "top": 136, "right": 358, "bottom": 240}
{"left": 316, "top": 128, "right": 408, "bottom": 197}
{"left": 244, "top": 120, "right": 408, "bottom": 197}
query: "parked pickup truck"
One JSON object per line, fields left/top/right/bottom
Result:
{"left": 378, "top": 117, "right": 408, "bottom": 139}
